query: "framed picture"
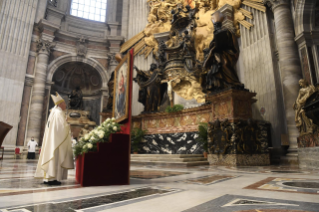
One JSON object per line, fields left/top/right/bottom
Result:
{"left": 112, "top": 54, "right": 130, "bottom": 123}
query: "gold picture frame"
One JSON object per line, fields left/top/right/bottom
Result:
{"left": 112, "top": 54, "right": 130, "bottom": 123}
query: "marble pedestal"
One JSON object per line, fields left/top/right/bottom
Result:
{"left": 297, "top": 133, "right": 319, "bottom": 169}
{"left": 206, "top": 89, "right": 256, "bottom": 122}
{"left": 206, "top": 89, "right": 271, "bottom": 166}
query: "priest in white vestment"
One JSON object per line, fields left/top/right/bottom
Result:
{"left": 35, "top": 92, "right": 74, "bottom": 185}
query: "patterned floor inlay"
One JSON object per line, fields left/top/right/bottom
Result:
{"left": 0, "top": 178, "right": 80, "bottom": 196}
{"left": 183, "top": 194, "right": 319, "bottom": 212}
{"left": 244, "top": 177, "right": 319, "bottom": 195}
{"left": 130, "top": 169, "right": 190, "bottom": 179}
{"left": 179, "top": 174, "right": 238, "bottom": 185}
{"left": 2, "top": 187, "right": 178, "bottom": 212}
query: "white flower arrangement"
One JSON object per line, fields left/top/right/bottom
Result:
{"left": 84, "top": 134, "right": 90, "bottom": 141}
{"left": 74, "top": 117, "right": 122, "bottom": 157}
{"left": 98, "top": 130, "right": 105, "bottom": 138}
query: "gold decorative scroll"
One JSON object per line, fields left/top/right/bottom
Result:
{"left": 133, "top": 39, "right": 146, "bottom": 56}
{"left": 239, "top": 20, "right": 253, "bottom": 29}
{"left": 144, "top": 47, "right": 153, "bottom": 58}
{"left": 248, "top": 0, "right": 263, "bottom": 3}
{"left": 239, "top": 8, "right": 253, "bottom": 19}
{"left": 120, "top": 1, "right": 268, "bottom": 59}
{"left": 242, "top": 1, "right": 266, "bottom": 12}
{"left": 139, "top": 47, "right": 148, "bottom": 56}
{"left": 120, "top": 31, "right": 145, "bottom": 53}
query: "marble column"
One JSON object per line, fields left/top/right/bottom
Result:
{"left": 25, "top": 39, "right": 55, "bottom": 143}
{"left": 264, "top": 0, "right": 302, "bottom": 162}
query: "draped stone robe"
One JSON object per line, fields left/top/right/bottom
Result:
{"left": 203, "top": 28, "right": 243, "bottom": 92}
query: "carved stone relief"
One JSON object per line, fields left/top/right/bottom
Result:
{"left": 76, "top": 36, "right": 87, "bottom": 57}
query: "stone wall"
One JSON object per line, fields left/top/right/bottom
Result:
{"left": 0, "top": 0, "right": 39, "bottom": 147}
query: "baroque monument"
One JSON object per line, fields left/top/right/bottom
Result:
{"left": 124, "top": 0, "right": 271, "bottom": 165}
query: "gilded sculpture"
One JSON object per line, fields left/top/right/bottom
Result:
{"left": 293, "top": 79, "right": 318, "bottom": 135}
{"left": 122, "top": 0, "right": 266, "bottom": 108}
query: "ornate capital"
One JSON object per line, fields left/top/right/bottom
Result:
{"left": 36, "top": 39, "right": 56, "bottom": 54}
{"left": 263, "top": 0, "right": 289, "bottom": 11}
{"left": 107, "top": 53, "right": 118, "bottom": 66}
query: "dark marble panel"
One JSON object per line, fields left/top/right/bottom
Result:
{"left": 183, "top": 194, "right": 319, "bottom": 212}
{"left": 140, "top": 132, "right": 203, "bottom": 154}
{"left": 6, "top": 187, "right": 173, "bottom": 212}
{"left": 130, "top": 170, "right": 190, "bottom": 179}
{"left": 16, "top": 85, "right": 32, "bottom": 146}
{"left": 232, "top": 199, "right": 273, "bottom": 205}
{"left": 307, "top": 47, "right": 317, "bottom": 85}
{"left": 300, "top": 47, "right": 312, "bottom": 85}
{"left": 283, "top": 182, "right": 319, "bottom": 189}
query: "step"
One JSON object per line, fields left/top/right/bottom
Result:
{"left": 130, "top": 157, "right": 207, "bottom": 162}
{"left": 131, "top": 160, "right": 209, "bottom": 167}
{"left": 131, "top": 154, "right": 203, "bottom": 158}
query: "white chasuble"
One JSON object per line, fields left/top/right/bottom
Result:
{"left": 35, "top": 106, "right": 74, "bottom": 181}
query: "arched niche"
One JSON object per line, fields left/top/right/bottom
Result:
{"left": 47, "top": 55, "right": 109, "bottom": 86}
{"left": 46, "top": 56, "right": 110, "bottom": 125}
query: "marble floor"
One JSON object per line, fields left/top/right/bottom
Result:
{"left": 0, "top": 159, "right": 319, "bottom": 211}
